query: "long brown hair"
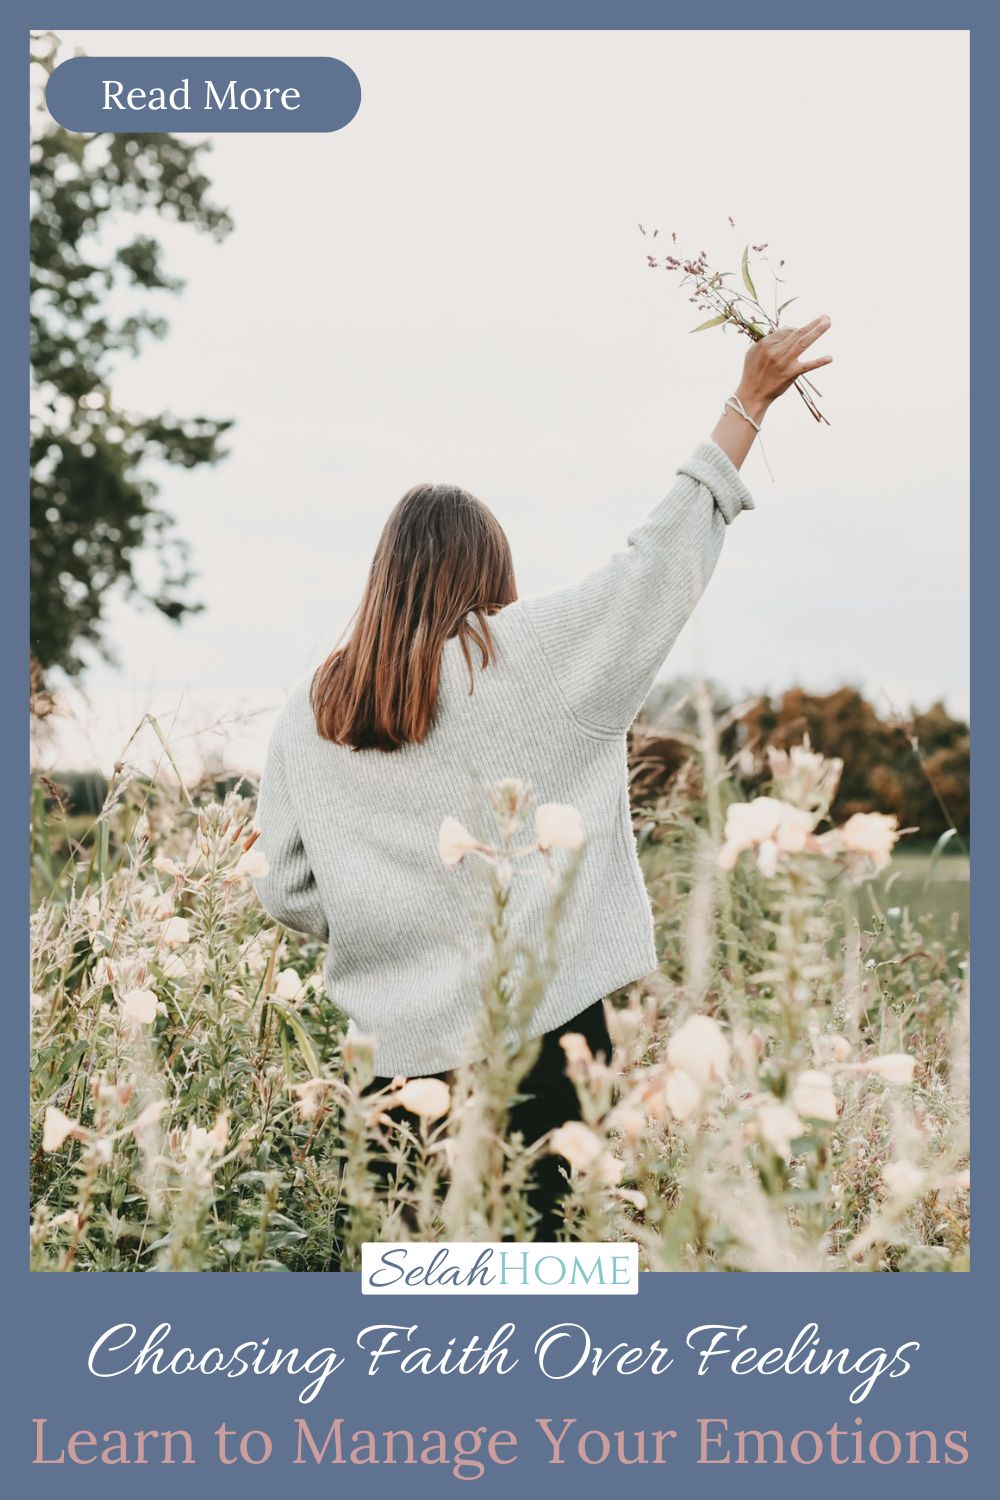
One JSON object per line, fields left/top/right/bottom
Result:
{"left": 311, "top": 483, "right": 516, "bottom": 751}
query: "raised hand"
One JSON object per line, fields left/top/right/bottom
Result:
{"left": 737, "top": 316, "right": 833, "bottom": 420}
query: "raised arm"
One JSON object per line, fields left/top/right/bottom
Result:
{"left": 521, "top": 318, "right": 832, "bottom": 735}
{"left": 253, "top": 732, "right": 329, "bottom": 941}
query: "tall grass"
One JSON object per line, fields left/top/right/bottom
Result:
{"left": 29, "top": 714, "right": 969, "bottom": 1272}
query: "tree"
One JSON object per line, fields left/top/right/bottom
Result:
{"left": 30, "top": 34, "right": 234, "bottom": 682}
{"left": 631, "top": 681, "right": 969, "bottom": 843}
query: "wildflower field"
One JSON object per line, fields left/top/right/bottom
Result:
{"left": 29, "top": 713, "right": 969, "bottom": 1273}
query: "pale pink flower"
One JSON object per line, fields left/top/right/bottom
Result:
{"left": 160, "top": 916, "right": 191, "bottom": 948}
{"left": 292, "top": 1079, "right": 332, "bottom": 1120}
{"left": 549, "top": 1120, "right": 603, "bottom": 1171}
{"left": 120, "top": 987, "right": 159, "bottom": 1025}
{"left": 616, "top": 1187, "right": 648, "bottom": 1212}
{"left": 718, "top": 797, "right": 816, "bottom": 874}
{"left": 663, "top": 1067, "right": 702, "bottom": 1121}
{"left": 863, "top": 1053, "right": 916, "bottom": 1086}
{"left": 840, "top": 812, "right": 900, "bottom": 867}
{"left": 234, "top": 847, "right": 269, "bottom": 881}
{"left": 666, "top": 1014, "right": 730, "bottom": 1087}
{"left": 818, "top": 812, "right": 900, "bottom": 873}
{"left": 756, "top": 1101, "right": 805, "bottom": 1158}
{"left": 559, "top": 1032, "right": 593, "bottom": 1066}
{"left": 535, "top": 803, "right": 585, "bottom": 852}
{"left": 791, "top": 1069, "right": 839, "bottom": 1122}
{"left": 132, "top": 1100, "right": 168, "bottom": 1132}
{"left": 766, "top": 739, "right": 843, "bottom": 812}
{"left": 595, "top": 1151, "right": 624, "bottom": 1187}
{"left": 437, "top": 816, "right": 483, "bottom": 866}
{"left": 882, "top": 1159, "right": 925, "bottom": 1199}
{"left": 394, "top": 1077, "right": 451, "bottom": 1120}
{"left": 272, "top": 968, "right": 305, "bottom": 1002}
{"left": 160, "top": 950, "right": 188, "bottom": 980}
{"left": 185, "top": 1113, "right": 229, "bottom": 1160}
{"left": 42, "top": 1105, "right": 79, "bottom": 1153}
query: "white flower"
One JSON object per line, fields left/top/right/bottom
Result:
{"left": 766, "top": 740, "right": 843, "bottom": 812}
{"left": 437, "top": 816, "right": 482, "bottom": 866}
{"left": 93, "top": 957, "right": 114, "bottom": 988}
{"left": 132, "top": 1100, "right": 168, "bottom": 1133}
{"left": 160, "top": 950, "right": 188, "bottom": 980}
{"left": 161, "top": 916, "right": 191, "bottom": 947}
{"left": 756, "top": 1101, "right": 805, "bottom": 1158}
{"left": 864, "top": 1053, "right": 916, "bottom": 1087}
{"left": 829, "top": 1034, "right": 852, "bottom": 1063}
{"left": 42, "top": 1105, "right": 79, "bottom": 1153}
{"left": 718, "top": 797, "right": 816, "bottom": 874}
{"left": 610, "top": 1103, "right": 646, "bottom": 1140}
{"left": 666, "top": 1014, "right": 730, "bottom": 1088}
{"left": 664, "top": 1067, "right": 702, "bottom": 1121}
{"left": 272, "top": 968, "right": 305, "bottom": 1002}
{"left": 839, "top": 812, "right": 900, "bottom": 869}
{"left": 882, "top": 1159, "right": 925, "bottom": 1199}
{"left": 549, "top": 1121, "right": 603, "bottom": 1171}
{"left": 120, "top": 987, "right": 159, "bottom": 1025}
{"left": 185, "top": 1113, "right": 229, "bottom": 1160}
{"left": 791, "top": 1069, "right": 839, "bottom": 1122}
{"left": 394, "top": 1077, "right": 451, "bottom": 1120}
{"left": 234, "top": 847, "right": 269, "bottom": 880}
{"left": 559, "top": 1031, "right": 593, "bottom": 1066}
{"left": 616, "top": 1187, "right": 648, "bottom": 1211}
{"left": 292, "top": 1078, "right": 332, "bottom": 1120}
{"left": 595, "top": 1151, "right": 624, "bottom": 1187}
{"left": 535, "top": 803, "right": 584, "bottom": 852}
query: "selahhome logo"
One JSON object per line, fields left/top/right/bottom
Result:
{"left": 361, "top": 1243, "right": 639, "bottom": 1295}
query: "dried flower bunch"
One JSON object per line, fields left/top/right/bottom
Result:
{"left": 640, "top": 219, "right": 829, "bottom": 424}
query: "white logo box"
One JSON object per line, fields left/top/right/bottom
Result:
{"left": 361, "top": 1243, "right": 639, "bottom": 1294}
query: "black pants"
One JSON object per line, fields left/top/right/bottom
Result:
{"left": 369, "top": 999, "right": 613, "bottom": 1239}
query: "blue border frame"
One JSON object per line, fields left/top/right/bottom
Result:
{"left": 7, "top": 6, "right": 991, "bottom": 1493}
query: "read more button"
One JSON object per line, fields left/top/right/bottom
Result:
{"left": 46, "top": 55, "right": 362, "bottom": 134}
{"left": 361, "top": 1243, "right": 639, "bottom": 1294}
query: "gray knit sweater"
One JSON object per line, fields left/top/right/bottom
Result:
{"left": 254, "top": 440, "right": 754, "bottom": 1075}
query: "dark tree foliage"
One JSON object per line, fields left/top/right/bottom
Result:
{"left": 632, "top": 685, "right": 969, "bottom": 843}
{"left": 740, "top": 688, "right": 969, "bottom": 840}
{"left": 30, "top": 36, "right": 234, "bottom": 680}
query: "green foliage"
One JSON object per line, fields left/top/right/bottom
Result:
{"left": 30, "top": 34, "right": 234, "bottom": 679}
{"left": 29, "top": 724, "right": 968, "bottom": 1272}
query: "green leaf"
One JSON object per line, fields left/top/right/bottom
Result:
{"left": 741, "top": 245, "right": 757, "bottom": 300}
{"left": 264, "top": 997, "right": 321, "bottom": 1078}
{"left": 690, "top": 313, "right": 730, "bottom": 332}
{"left": 777, "top": 297, "right": 798, "bottom": 318}
{"left": 923, "top": 827, "right": 959, "bottom": 890}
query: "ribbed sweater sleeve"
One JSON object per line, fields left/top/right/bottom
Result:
{"left": 520, "top": 440, "right": 754, "bottom": 734}
{"left": 253, "top": 731, "right": 330, "bottom": 941}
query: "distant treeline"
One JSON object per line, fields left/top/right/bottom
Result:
{"left": 631, "top": 686, "right": 969, "bottom": 843}
{"left": 35, "top": 771, "right": 253, "bottom": 819}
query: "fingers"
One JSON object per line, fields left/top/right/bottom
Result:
{"left": 771, "top": 314, "right": 831, "bottom": 350}
{"left": 790, "top": 315, "right": 831, "bottom": 354}
{"left": 797, "top": 354, "right": 833, "bottom": 374}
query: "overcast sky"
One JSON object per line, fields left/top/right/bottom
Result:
{"left": 41, "top": 28, "right": 969, "bottom": 776}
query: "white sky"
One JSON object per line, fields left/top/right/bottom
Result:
{"left": 40, "top": 29, "right": 969, "bottom": 777}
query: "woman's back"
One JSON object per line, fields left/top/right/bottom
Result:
{"left": 255, "top": 439, "right": 754, "bottom": 1075}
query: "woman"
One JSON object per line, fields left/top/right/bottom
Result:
{"left": 254, "top": 319, "right": 832, "bottom": 1231}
